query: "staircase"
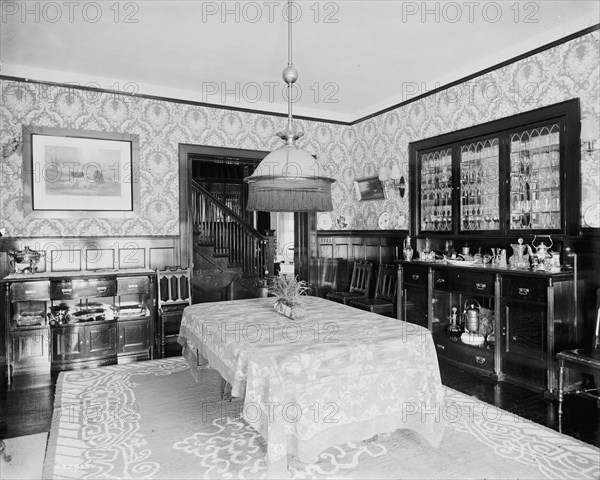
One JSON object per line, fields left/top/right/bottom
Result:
{"left": 191, "top": 180, "right": 275, "bottom": 302}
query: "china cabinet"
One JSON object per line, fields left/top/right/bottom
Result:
{"left": 409, "top": 99, "right": 580, "bottom": 237}
{"left": 3, "top": 268, "right": 155, "bottom": 380}
{"left": 397, "top": 260, "right": 582, "bottom": 393}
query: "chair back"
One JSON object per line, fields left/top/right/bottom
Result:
{"left": 593, "top": 287, "right": 600, "bottom": 353}
{"left": 348, "top": 261, "right": 373, "bottom": 296}
{"left": 374, "top": 264, "right": 397, "bottom": 302}
{"left": 157, "top": 267, "right": 192, "bottom": 310}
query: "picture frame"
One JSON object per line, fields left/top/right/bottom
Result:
{"left": 354, "top": 176, "right": 385, "bottom": 201}
{"left": 22, "top": 126, "right": 140, "bottom": 218}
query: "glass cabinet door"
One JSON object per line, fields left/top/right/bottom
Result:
{"left": 459, "top": 137, "right": 500, "bottom": 233}
{"left": 419, "top": 148, "right": 453, "bottom": 233}
{"left": 509, "top": 124, "right": 561, "bottom": 231}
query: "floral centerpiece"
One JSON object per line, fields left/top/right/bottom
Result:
{"left": 269, "top": 275, "right": 309, "bottom": 320}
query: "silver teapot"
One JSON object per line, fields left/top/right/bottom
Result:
{"left": 8, "top": 246, "right": 44, "bottom": 274}
{"left": 530, "top": 235, "right": 553, "bottom": 271}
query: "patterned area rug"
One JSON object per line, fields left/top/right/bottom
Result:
{"left": 43, "top": 357, "right": 600, "bottom": 479}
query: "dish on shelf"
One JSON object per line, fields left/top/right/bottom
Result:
{"left": 461, "top": 332, "right": 485, "bottom": 346}
{"left": 335, "top": 214, "right": 348, "bottom": 229}
{"left": 378, "top": 211, "right": 391, "bottom": 229}
{"left": 583, "top": 203, "right": 600, "bottom": 228}
{"left": 317, "top": 214, "right": 333, "bottom": 230}
{"left": 444, "top": 257, "right": 478, "bottom": 267}
{"left": 393, "top": 212, "right": 406, "bottom": 229}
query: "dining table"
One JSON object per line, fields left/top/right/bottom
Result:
{"left": 178, "top": 295, "right": 445, "bottom": 477}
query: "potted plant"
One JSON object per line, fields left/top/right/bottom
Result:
{"left": 269, "top": 275, "right": 309, "bottom": 320}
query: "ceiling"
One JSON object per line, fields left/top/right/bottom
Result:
{"left": 1, "top": 1, "right": 599, "bottom": 123}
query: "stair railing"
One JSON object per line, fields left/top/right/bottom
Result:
{"left": 191, "top": 180, "right": 275, "bottom": 279}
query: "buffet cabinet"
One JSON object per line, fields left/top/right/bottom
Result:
{"left": 397, "top": 261, "right": 582, "bottom": 394}
{"left": 3, "top": 268, "right": 155, "bottom": 380}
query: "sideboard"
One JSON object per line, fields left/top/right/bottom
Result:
{"left": 3, "top": 268, "right": 155, "bottom": 382}
{"left": 397, "top": 260, "right": 583, "bottom": 394}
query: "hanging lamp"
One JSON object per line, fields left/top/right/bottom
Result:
{"left": 244, "top": 0, "right": 335, "bottom": 212}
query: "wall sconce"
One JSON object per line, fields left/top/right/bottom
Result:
{"left": 581, "top": 117, "right": 598, "bottom": 158}
{"left": 379, "top": 164, "right": 406, "bottom": 198}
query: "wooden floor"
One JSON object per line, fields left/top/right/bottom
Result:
{"left": 1, "top": 360, "right": 599, "bottom": 448}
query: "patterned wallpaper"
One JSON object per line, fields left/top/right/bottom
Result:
{"left": 0, "top": 33, "right": 598, "bottom": 237}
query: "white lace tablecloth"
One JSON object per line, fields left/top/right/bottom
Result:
{"left": 179, "top": 296, "right": 445, "bottom": 477}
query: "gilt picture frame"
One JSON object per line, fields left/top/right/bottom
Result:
{"left": 354, "top": 176, "right": 385, "bottom": 201}
{"left": 22, "top": 126, "right": 140, "bottom": 217}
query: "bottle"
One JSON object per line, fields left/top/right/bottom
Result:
{"left": 499, "top": 249, "right": 508, "bottom": 268}
{"left": 403, "top": 236, "right": 414, "bottom": 261}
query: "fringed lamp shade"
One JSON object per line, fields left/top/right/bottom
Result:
{"left": 244, "top": 0, "right": 335, "bottom": 212}
{"left": 245, "top": 143, "right": 335, "bottom": 212}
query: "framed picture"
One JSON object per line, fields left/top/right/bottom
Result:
{"left": 354, "top": 176, "right": 385, "bottom": 201}
{"left": 22, "top": 126, "right": 140, "bottom": 217}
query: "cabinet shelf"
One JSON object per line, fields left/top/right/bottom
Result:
{"left": 409, "top": 99, "right": 580, "bottom": 237}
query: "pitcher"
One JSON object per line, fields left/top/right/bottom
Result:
{"left": 509, "top": 238, "right": 530, "bottom": 269}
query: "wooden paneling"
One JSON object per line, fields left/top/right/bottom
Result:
{"left": 85, "top": 249, "right": 115, "bottom": 270}
{"left": 315, "top": 231, "right": 405, "bottom": 297}
{"left": 149, "top": 247, "right": 176, "bottom": 270}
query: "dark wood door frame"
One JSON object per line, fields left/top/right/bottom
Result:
{"left": 178, "top": 144, "right": 318, "bottom": 284}
{"left": 178, "top": 144, "right": 268, "bottom": 269}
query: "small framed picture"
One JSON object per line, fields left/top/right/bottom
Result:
{"left": 354, "top": 176, "right": 385, "bottom": 201}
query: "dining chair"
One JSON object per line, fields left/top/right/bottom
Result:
{"left": 349, "top": 264, "right": 397, "bottom": 316}
{"left": 556, "top": 288, "right": 600, "bottom": 417}
{"left": 157, "top": 266, "right": 192, "bottom": 358}
{"left": 325, "top": 260, "right": 373, "bottom": 305}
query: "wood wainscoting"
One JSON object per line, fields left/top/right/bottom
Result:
{"left": 0, "top": 236, "right": 180, "bottom": 366}
{"left": 315, "top": 231, "right": 407, "bottom": 299}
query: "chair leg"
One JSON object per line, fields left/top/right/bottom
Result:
{"left": 558, "top": 363, "right": 565, "bottom": 416}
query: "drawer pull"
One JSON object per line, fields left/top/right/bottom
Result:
{"left": 61, "top": 288, "right": 72, "bottom": 294}
{"left": 25, "top": 290, "right": 36, "bottom": 295}
{"left": 476, "top": 283, "right": 486, "bottom": 290}
{"left": 436, "top": 343, "right": 445, "bottom": 350}
{"left": 96, "top": 286, "right": 107, "bottom": 293}
{"left": 475, "top": 356, "right": 486, "bottom": 365}
{"left": 518, "top": 288, "right": 529, "bottom": 296}
{"left": 436, "top": 278, "right": 446, "bottom": 284}
{"left": 128, "top": 284, "right": 138, "bottom": 289}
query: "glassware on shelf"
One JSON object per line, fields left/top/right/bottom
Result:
{"left": 419, "top": 148, "right": 452, "bottom": 232}
{"left": 509, "top": 123, "right": 560, "bottom": 231}
{"left": 459, "top": 138, "right": 499, "bottom": 232}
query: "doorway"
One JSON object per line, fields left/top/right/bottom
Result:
{"left": 272, "top": 212, "right": 295, "bottom": 276}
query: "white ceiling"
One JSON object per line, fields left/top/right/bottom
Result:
{"left": 1, "top": 1, "right": 599, "bottom": 123}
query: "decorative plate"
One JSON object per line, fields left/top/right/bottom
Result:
{"left": 393, "top": 212, "right": 406, "bottom": 230}
{"left": 583, "top": 203, "right": 600, "bottom": 228}
{"left": 317, "top": 214, "right": 333, "bottom": 230}
{"left": 445, "top": 258, "right": 477, "bottom": 267}
{"left": 335, "top": 214, "right": 348, "bottom": 229}
{"left": 378, "top": 211, "right": 391, "bottom": 230}
{"left": 366, "top": 211, "right": 378, "bottom": 230}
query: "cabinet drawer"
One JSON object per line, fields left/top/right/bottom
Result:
{"left": 51, "top": 278, "right": 117, "bottom": 299}
{"left": 10, "top": 281, "right": 50, "bottom": 301}
{"left": 402, "top": 264, "right": 428, "bottom": 286}
{"left": 502, "top": 276, "right": 547, "bottom": 302}
{"left": 433, "top": 270, "right": 495, "bottom": 296}
{"left": 434, "top": 333, "right": 494, "bottom": 373}
{"left": 118, "top": 276, "right": 150, "bottom": 295}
